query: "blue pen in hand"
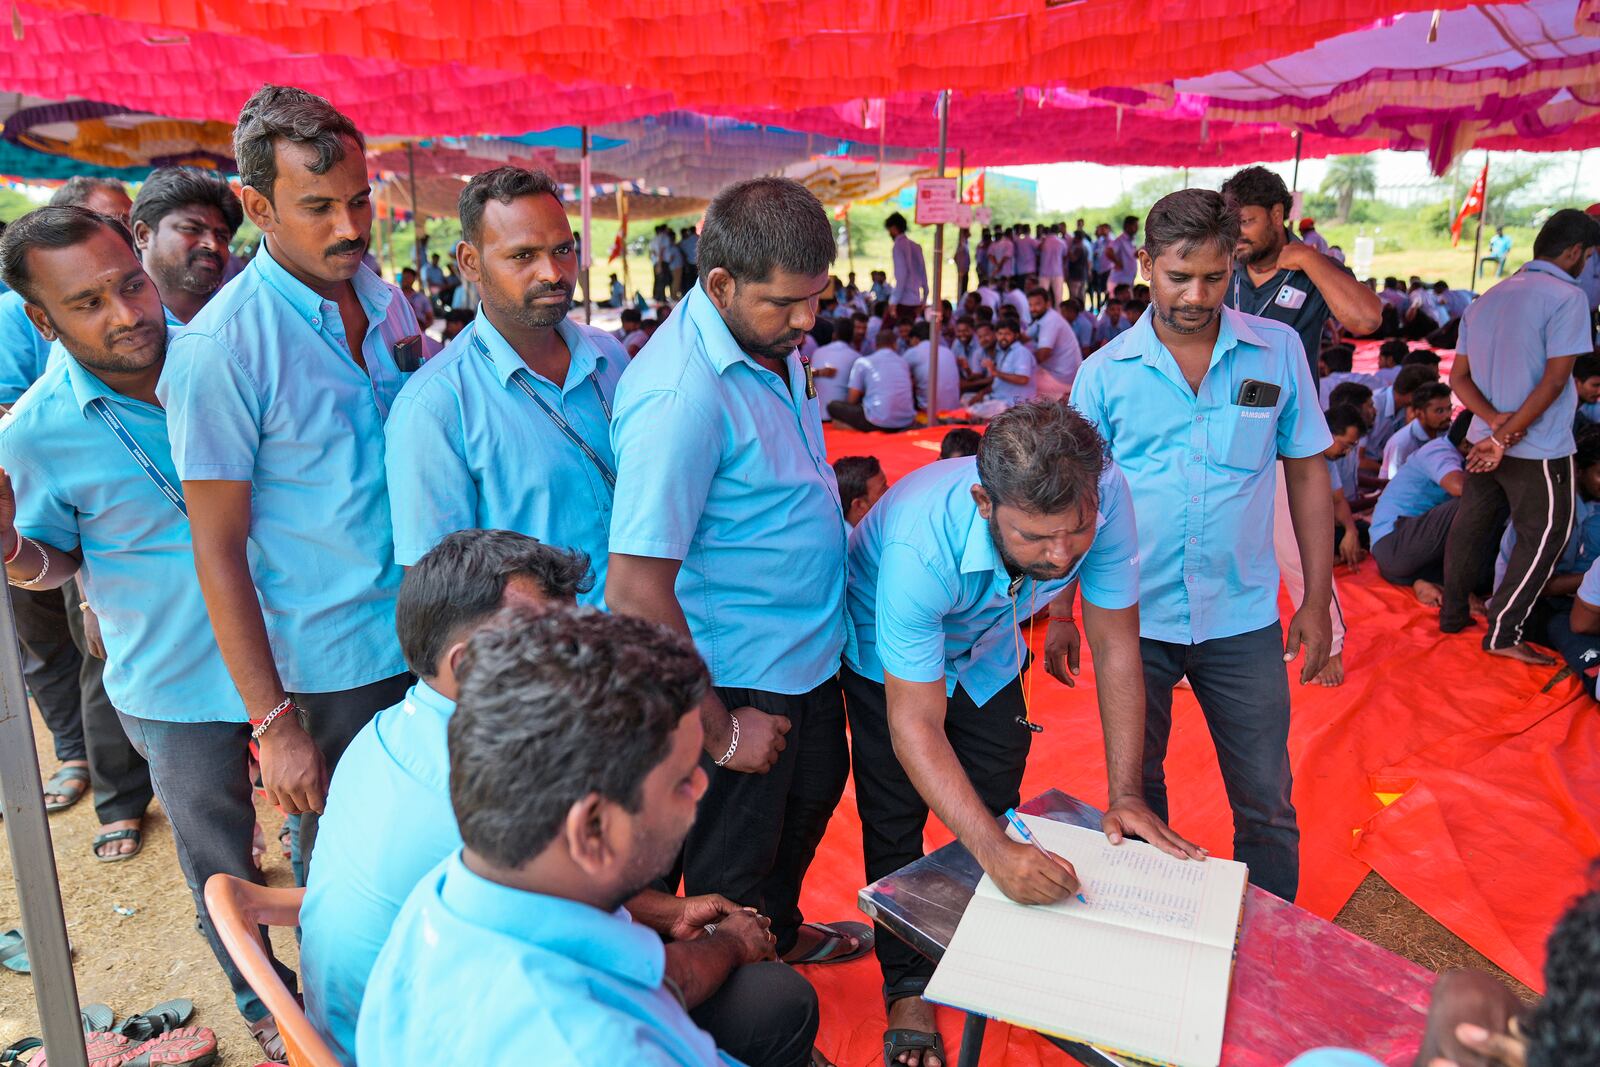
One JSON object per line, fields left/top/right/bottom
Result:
{"left": 1004, "top": 808, "right": 1089, "bottom": 904}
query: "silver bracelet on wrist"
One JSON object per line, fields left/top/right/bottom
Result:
{"left": 251, "top": 697, "right": 296, "bottom": 741}
{"left": 9, "top": 537, "right": 49, "bottom": 589}
{"left": 713, "top": 712, "right": 741, "bottom": 767}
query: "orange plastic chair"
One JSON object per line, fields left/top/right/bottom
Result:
{"left": 202, "top": 874, "right": 342, "bottom": 1067}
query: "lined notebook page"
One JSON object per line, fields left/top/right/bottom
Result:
{"left": 926, "top": 818, "right": 1247, "bottom": 1067}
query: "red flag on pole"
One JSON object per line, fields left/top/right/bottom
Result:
{"left": 1451, "top": 163, "right": 1488, "bottom": 247}
{"left": 963, "top": 172, "right": 985, "bottom": 205}
{"left": 608, "top": 202, "right": 628, "bottom": 262}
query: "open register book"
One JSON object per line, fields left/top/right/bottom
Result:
{"left": 923, "top": 815, "right": 1249, "bottom": 1067}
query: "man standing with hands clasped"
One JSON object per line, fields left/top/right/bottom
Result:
{"left": 843, "top": 399, "right": 1203, "bottom": 1067}
{"left": 160, "top": 86, "right": 420, "bottom": 899}
{"left": 607, "top": 177, "right": 868, "bottom": 972}
{"left": 1440, "top": 208, "right": 1600, "bottom": 662}
{"left": 1072, "top": 189, "right": 1335, "bottom": 905}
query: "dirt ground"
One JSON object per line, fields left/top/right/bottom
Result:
{"left": 0, "top": 704, "right": 1535, "bottom": 1065}
{"left": 1, "top": 708, "right": 295, "bottom": 1065}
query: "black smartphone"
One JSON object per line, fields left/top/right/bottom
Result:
{"left": 1235, "top": 378, "right": 1281, "bottom": 408}
{"left": 393, "top": 335, "right": 424, "bottom": 372}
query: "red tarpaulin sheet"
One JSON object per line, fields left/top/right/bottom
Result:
{"left": 799, "top": 421, "right": 1597, "bottom": 1064}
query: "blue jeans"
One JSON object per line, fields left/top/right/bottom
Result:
{"left": 1138, "top": 622, "right": 1300, "bottom": 901}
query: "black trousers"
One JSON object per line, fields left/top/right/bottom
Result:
{"left": 690, "top": 960, "right": 819, "bottom": 1067}
{"left": 14, "top": 580, "right": 150, "bottom": 823}
{"left": 826, "top": 400, "right": 909, "bottom": 434}
{"left": 842, "top": 667, "right": 1032, "bottom": 1002}
{"left": 680, "top": 678, "right": 849, "bottom": 957}
{"left": 287, "top": 671, "right": 414, "bottom": 884}
{"left": 1442, "top": 455, "right": 1574, "bottom": 649}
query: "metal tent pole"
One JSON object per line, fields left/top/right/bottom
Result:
{"left": 581, "top": 127, "right": 594, "bottom": 324}
{"left": 405, "top": 142, "right": 424, "bottom": 278}
{"left": 1290, "top": 132, "right": 1303, "bottom": 193}
{"left": 926, "top": 90, "right": 950, "bottom": 428}
{"left": 0, "top": 580, "right": 88, "bottom": 1067}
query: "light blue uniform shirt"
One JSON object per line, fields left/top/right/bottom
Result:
{"left": 1364, "top": 386, "right": 1405, "bottom": 459}
{"left": 301, "top": 681, "right": 460, "bottom": 1064}
{"left": 609, "top": 284, "right": 848, "bottom": 694}
{"left": 1579, "top": 552, "right": 1600, "bottom": 608}
{"left": 357, "top": 853, "right": 740, "bottom": 1067}
{"left": 949, "top": 337, "right": 983, "bottom": 377}
{"left": 0, "top": 349, "right": 243, "bottom": 722}
{"left": 1069, "top": 313, "right": 1094, "bottom": 352}
{"left": 847, "top": 350, "right": 917, "bottom": 429}
{"left": 1496, "top": 497, "right": 1599, "bottom": 589}
{"left": 0, "top": 290, "right": 55, "bottom": 405}
{"left": 1072, "top": 306, "right": 1331, "bottom": 644}
{"left": 809, "top": 340, "right": 859, "bottom": 418}
{"left": 1369, "top": 437, "right": 1463, "bottom": 545}
{"left": 384, "top": 312, "right": 622, "bottom": 602}
{"left": 844, "top": 457, "right": 1139, "bottom": 707}
{"left": 1286, "top": 1051, "right": 1383, "bottom": 1067}
{"left": 989, "top": 342, "right": 1037, "bottom": 405}
{"left": 1458, "top": 260, "right": 1594, "bottom": 460}
{"left": 1333, "top": 445, "right": 1361, "bottom": 505}
{"left": 159, "top": 244, "right": 418, "bottom": 692}
{"left": 902, "top": 339, "right": 960, "bottom": 413}
{"left": 1326, "top": 457, "right": 1343, "bottom": 495}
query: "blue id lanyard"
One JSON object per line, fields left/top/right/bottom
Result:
{"left": 474, "top": 334, "right": 615, "bottom": 488}
{"left": 89, "top": 398, "right": 186, "bottom": 516}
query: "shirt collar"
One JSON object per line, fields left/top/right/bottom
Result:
{"left": 1110, "top": 304, "right": 1264, "bottom": 366}
{"left": 1522, "top": 259, "right": 1584, "bottom": 286}
{"left": 252, "top": 239, "right": 392, "bottom": 329}
{"left": 471, "top": 309, "right": 601, "bottom": 391}
{"left": 64, "top": 329, "right": 175, "bottom": 414}
{"left": 953, "top": 463, "right": 1007, "bottom": 579}
{"left": 437, "top": 852, "right": 665, "bottom": 988}
{"left": 404, "top": 678, "right": 455, "bottom": 718}
{"left": 682, "top": 283, "right": 787, "bottom": 377}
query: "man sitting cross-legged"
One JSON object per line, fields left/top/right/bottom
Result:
{"left": 302, "top": 530, "right": 817, "bottom": 1066}
{"left": 357, "top": 605, "right": 818, "bottom": 1066}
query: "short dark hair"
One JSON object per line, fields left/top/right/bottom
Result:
{"left": 1532, "top": 208, "right": 1600, "bottom": 260}
{"left": 977, "top": 399, "right": 1108, "bottom": 514}
{"left": 1322, "top": 345, "right": 1356, "bottom": 373}
{"left": 448, "top": 606, "right": 709, "bottom": 868}
{"left": 396, "top": 529, "right": 592, "bottom": 678}
{"left": 1527, "top": 877, "right": 1600, "bottom": 1066}
{"left": 810, "top": 317, "right": 836, "bottom": 345}
{"left": 1123, "top": 215, "right": 1139, "bottom": 228}
{"left": 0, "top": 206, "right": 135, "bottom": 303}
{"left": 884, "top": 212, "right": 908, "bottom": 233}
{"left": 1143, "top": 189, "right": 1239, "bottom": 263}
{"left": 620, "top": 308, "right": 642, "bottom": 325}
{"left": 940, "top": 427, "right": 982, "bottom": 459}
{"left": 1394, "top": 364, "right": 1439, "bottom": 397}
{"left": 49, "top": 176, "right": 127, "bottom": 210}
{"left": 1219, "top": 165, "right": 1293, "bottom": 219}
{"left": 233, "top": 85, "right": 363, "bottom": 205}
{"left": 1378, "top": 339, "right": 1410, "bottom": 366}
{"left": 130, "top": 167, "right": 243, "bottom": 239}
{"left": 1447, "top": 409, "right": 1474, "bottom": 448}
{"left": 1408, "top": 382, "right": 1452, "bottom": 411}
{"left": 1328, "top": 380, "right": 1373, "bottom": 409}
{"left": 1326, "top": 403, "right": 1367, "bottom": 438}
{"left": 696, "top": 177, "right": 835, "bottom": 284}
{"left": 1402, "top": 348, "right": 1443, "bottom": 367}
{"left": 1575, "top": 353, "right": 1600, "bottom": 382}
{"left": 458, "top": 166, "right": 562, "bottom": 248}
{"left": 832, "top": 455, "right": 883, "bottom": 512}
{"left": 1576, "top": 426, "right": 1600, "bottom": 473}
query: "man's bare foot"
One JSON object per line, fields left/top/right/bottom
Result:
{"left": 886, "top": 997, "right": 944, "bottom": 1067}
{"left": 1412, "top": 580, "right": 1444, "bottom": 608}
{"left": 1310, "top": 652, "right": 1346, "bottom": 687}
{"left": 1487, "top": 643, "right": 1557, "bottom": 666}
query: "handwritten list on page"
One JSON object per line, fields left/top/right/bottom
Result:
{"left": 924, "top": 816, "right": 1248, "bottom": 1067}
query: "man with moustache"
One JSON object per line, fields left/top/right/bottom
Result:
{"left": 1072, "top": 189, "right": 1335, "bottom": 905}
{"left": 160, "top": 86, "right": 420, "bottom": 923}
{"left": 0, "top": 207, "right": 288, "bottom": 1053}
{"left": 386, "top": 167, "right": 626, "bottom": 604}
{"left": 842, "top": 401, "right": 1201, "bottom": 1067}
{"left": 131, "top": 167, "right": 243, "bottom": 325}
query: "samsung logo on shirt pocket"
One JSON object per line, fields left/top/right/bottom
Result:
{"left": 1240, "top": 409, "right": 1274, "bottom": 419}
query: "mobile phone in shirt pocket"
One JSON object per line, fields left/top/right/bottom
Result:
{"left": 1220, "top": 407, "right": 1278, "bottom": 472}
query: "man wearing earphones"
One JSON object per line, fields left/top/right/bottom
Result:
{"left": 839, "top": 399, "right": 1202, "bottom": 1067}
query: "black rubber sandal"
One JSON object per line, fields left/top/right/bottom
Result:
{"left": 115, "top": 999, "right": 194, "bottom": 1041}
{"left": 883, "top": 1028, "right": 945, "bottom": 1067}
{"left": 43, "top": 766, "right": 90, "bottom": 813}
{"left": 92, "top": 828, "right": 143, "bottom": 863}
